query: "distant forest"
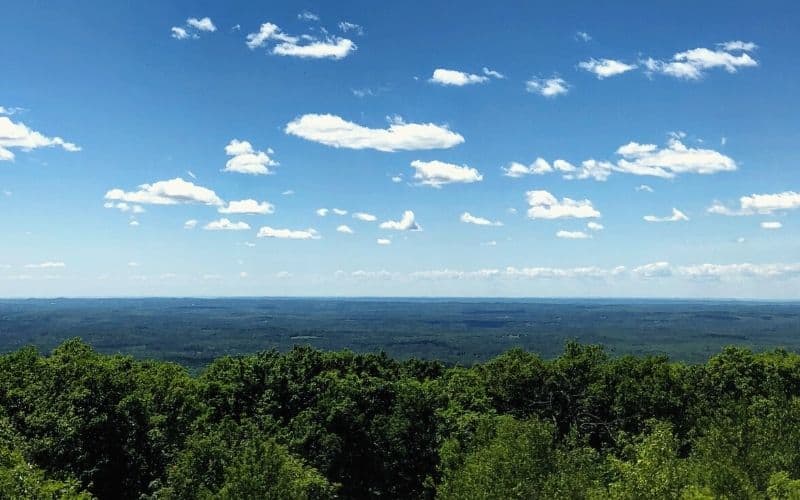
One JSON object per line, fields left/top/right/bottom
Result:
{"left": 2, "top": 340, "right": 800, "bottom": 498}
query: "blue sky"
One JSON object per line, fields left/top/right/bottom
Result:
{"left": 1, "top": 0, "right": 799, "bottom": 298}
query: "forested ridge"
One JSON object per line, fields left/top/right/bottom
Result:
{"left": 2, "top": 340, "right": 800, "bottom": 499}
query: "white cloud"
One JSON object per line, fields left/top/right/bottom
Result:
{"left": 257, "top": 226, "right": 321, "bottom": 240}
{"left": 105, "top": 178, "right": 223, "bottom": 206}
{"left": 709, "top": 192, "right": 800, "bottom": 216}
{"left": 316, "top": 208, "right": 330, "bottom": 216}
{"left": 719, "top": 40, "right": 758, "bottom": 51}
{"left": 643, "top": 42, "right": 758, "bottom": 80}
{"left": 575, "top": 31, "right": 592, "bottom": 42}
{"left": 276, "top": 271, "right": 292, "bottom": 278}
{"left": 565, "top": 160, "right": 614, "bottom": 181}
{"left": 297, "top": 11, "right": 319, "bottom": 21}
{"left": 0, "top": 106, "right": 24, "bottom": 116}
{"left": 391, "top": 175, "right": 403, "bottom": 183}
{"left": 274, "top": 38, "right": 355, "bottom": 59}
{"left": 171, "top": 17, "right": 216, "bottom": 39}
{"left": 633, "top": 261, "right": 672, "bottom": 278}
{"left": 204, "top": 218, "right": 251, "bottom": 231}
{"left": 336, "top": 224, "right": 354, "bottom": 234}
{"left": 129, "top": 220, "right": 140, "bottom": 227}
{"left": 25, "top": 261, "right": 65, "bottom": 269}
{"left": 482, "top": 67, "right": 505, "bottom": 79}
{"left": 429, "top": 68, "right": 489, "bottom": 86}
{"left": 615, "top": 138, "right": 736, "bottom": 177}
{"left": 171, "top": 27, "right": 189, "bottom": 40}
{"left": 246, "top": 21, "right": 356, "bottom": 60}
{"left": 578, "top": 58, "right": 637, "bottom": 79}
{"left": 0, "top": 116, "right": 80, "bottom": 161}
{"left": 525, "top": 76, "right": 569, "bottom": 97}
{"left": 460, "top": 212, "right": 502, "bottom": 226}
{"left": 504, "top": 158, "right": 576, "bottom": 178}
{"left": 380, "top": 210, "right": 421, "bottom": 231}
{"left": 184, "top": 219, "right": 198, "bottom": 229}
{"left": 239, "top": 271, "right": 248, "bottom": 278}
{"left": 282, "top": 190, "right": 295, "bottom": 196}
{"left": 338, "top": 21, "right": 364, "bottom": 35}
{"left": 761, "top": 221, "right": 782, "bottom": 230}
{"left": 481, "top": 240, "right": 497, "bottom": 247}
{"left": 556, "top": 230, "right": 591, "bottom": 239}
{"left": 219, "top": 199, "right": 275, "bottom": 215}
{"left": 223, "top": 139, "right": 278, "bottom": 175}
{"left": 410, "top": 159, "right": 483, "bottom": 187}
{"left": 285, "top": 114, "right": 464, "bottom": 152}
{"left": 542, "top": 137, "right": 737, "bottom": 182}
{"left": 353, "top": 212, "right": 377, "bottom": 222}
{"left": 643, "top": 208, "right": 689, "bottom": 222}
{"left": 587, "top": 221, "right": 604, "bottom": 231}
{"left": 376, "top": 238, "right": 391, "bottom": 245}
{"left": 104, "top": 202, "right": 145, "bottom": 213}
{"left": 742, "top": 192, "right": 800, "bottom": 213}
{"left": 526, "top": 190, "right": 601, "bottom": 219}
{"left": 332, "top": 208, "right": 347, "bottom": 215}
{"left": 127, "top": 261, "right": 139, "bottom": 267}
{"left": 187, "top": 17, "right": 216, "bottom": 32}
{"left": 678, "top": 262, "right": 800, "bottom": 280}
{"left": 636, "top": 184, "right": 654, "bottom": 193}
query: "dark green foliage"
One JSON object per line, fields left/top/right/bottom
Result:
{"left": 2, "top": 339, "right": 800, "bottom": 498}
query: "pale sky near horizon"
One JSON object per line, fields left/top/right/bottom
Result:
{"left": 1, "top": 1, "right": 799, "bottom": 298}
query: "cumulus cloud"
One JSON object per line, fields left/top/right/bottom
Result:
{"left": 643, "top": 208, "right": 689, "bottom": 222}
{"left": 184, "top": 219, "right": 198, "bottom": 229}
{"left": 587, "top": 222, "right": 604, "bottom": 231}
{"left": 636, "top": 184, "right": 654, "bottom": 193}
{"left": 642, "top": 41, "right": 758, "bottom": 80}
{"left": 678, "top": 262, "right": 800, "bottom": 280}
{"left": 710, "top": 192, "right": 800, "bottom": 216}
{"left": 353, "top": 212, "right": 377, "bottom": 222}
{"left": 503, "top": 157, "right": 576, "bottom": 178}
{"left": 429, "top": 68, "right": 498, "bottom": 86}
{"left": 223, "top": 139, "right": 278, "bottom": 175}
{"left": 24, "top": 261, "right": 65, "bottom": 269}
{"left": 761, "top": 221, "right": 782, "bottom": 230}
{"left": 285, "top": 114, "right": 464, "bottom": 152}
{"left": 376, "top": 238, "right": 391, "bottom": 245}
{"left": 246, "top": 21, "right": 355, "bottom": 59}
{"left": 410, "top": 160, "right": 482, "bottom": 187}
{"left": 332, "top": 208, "right": 347, "bottom": 215}
{"left": 204, "top": 218, "right": 251, "bottom": 231}
{"left": 379, "top": 210, "right": 421, "bottom": 231}
{"left": 525, "top": 76, "right": 569, "bottom": 97}
{"left": 615, "top": 137, "right": 736, "bottom": 177}
{"left": 575, "top": 31, "right": 592, "bottom": 42}
{"left": 578, "top": 58, "right": 637, "bottom": 79}
{"left": 257, "top": 226, "right": 321, "bottom": 240}
{"left": 526, "top": 190, "right": 601, "bottom": 219}
{"left": 105, "top": 178, "right": 223, "bottom": 206}
{"left": 0, "top": 116, "right": 80, "bottom": 161}
{"left": 219, "top": 199, "right": 275, "bottom": 215}
{"left": 171, "top": 17, "right": 216, "bottom": 39}
{"left": 316, "top": 208, "right": 330, "bottom": 216}
{"left": 556, "top": 230, "right": 591, "bottom": 239}
{"left": 336, "top": 224, "right": 354, "bottom": 234}
{"left": 460, "top": 212, "right": 502, "bottom": 226}
{"left": 531, "top": 136, "right": 736, "bottom": 182}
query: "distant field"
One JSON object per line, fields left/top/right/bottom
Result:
{"left": 0, "top": 298, "right": 798, "bottom": 368}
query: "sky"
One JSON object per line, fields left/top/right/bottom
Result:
{"left": 1, "top": 0, "right": 799, "bottom": 298}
